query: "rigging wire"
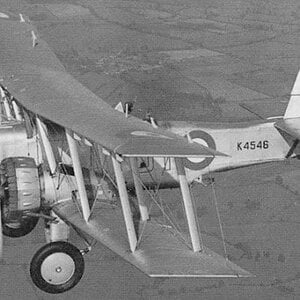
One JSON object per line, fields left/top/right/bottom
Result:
{"left": 126, "top": 159, "right": 190, "bottom": 247}
{"left": 210, "top": 174, "right": 228, "bottom": 260}
{"left": 142, "top": 158, "right": 180, "bottom": 228}
{"left": 93, "top": 145, "right": 118, "bottom": 191}
{"left": 35, "top": 119, "right": 193, "bottom": 249}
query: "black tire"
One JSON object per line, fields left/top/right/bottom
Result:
{"left": 30, "top": 241, "right": 84, "bottom": 294}
{"left": 2, "top": 216, "right": 39, "bottom": 237}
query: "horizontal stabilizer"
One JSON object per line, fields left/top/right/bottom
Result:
{"left": 275, "top": 118, "right": 300, "bottom": 140}
{"left": 54, "top": 200, "right": 252, "bottom": 278}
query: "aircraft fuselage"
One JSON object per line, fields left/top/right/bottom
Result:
{"left": 124, "top": 119, "right": 291, "bottom": 188}
{"left": 0, "top": 119, "right": 291, "bottom": 193}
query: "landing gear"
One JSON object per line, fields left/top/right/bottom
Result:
{"left": 30, "top": 241, "right": 84, "bottom": 294}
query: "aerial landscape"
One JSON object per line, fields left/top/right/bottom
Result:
{"left": 0, "top": 0, "right": 299, "bottom": 299}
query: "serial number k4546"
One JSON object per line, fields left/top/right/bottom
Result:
{"left": 237, "top": 140, "right": 269, "bottom": 151}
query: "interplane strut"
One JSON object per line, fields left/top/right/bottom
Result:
{"left": 36, "top": 117, "right": 57, "bottom": 175}
{"left": 129, "top": 157, "right": 149, "bottom": 221}
{"left": 111, "top": 155, "right": 137, "bottom": 252}
{"left": 66, "top": 129, "right": 91, "bottom": 222}
{"left": 175, "top": 158, "right": 202, "bottom": 252}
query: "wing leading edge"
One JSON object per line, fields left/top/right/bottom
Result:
{"left": 0, "top": 17, "right": 227, "bottom": 158}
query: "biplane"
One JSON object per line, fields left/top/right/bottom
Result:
{"left": 0, "top": 10, "right": 299, "bottom": 294}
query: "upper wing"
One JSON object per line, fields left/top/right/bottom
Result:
{"left": 240, "top": 101, "right": 286, "bottom": 120}
{"left": 0, "top": 16, "right": 226, "bottom": 158}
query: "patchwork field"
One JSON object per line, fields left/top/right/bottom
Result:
{"left": 0, "top": 0, "right": 299, "bottom": 299}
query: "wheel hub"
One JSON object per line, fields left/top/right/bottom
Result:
{"left": 41, "top": 252, "right": 75, "bottom": 285}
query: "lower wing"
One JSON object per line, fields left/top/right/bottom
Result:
{"left": 53, "top": 199, "right": 252, "bottom": 278}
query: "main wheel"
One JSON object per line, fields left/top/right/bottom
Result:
{"left": 30, "top": 241, "right": 84, "bottom": 294}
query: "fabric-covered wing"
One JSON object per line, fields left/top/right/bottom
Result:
{"left": 0, "top": 16, "right": 226, "bottom": 158}
{"left": 53, "top": 200, "right": 252, "bottom": 278}
{"left": 240, "top": 101, "right": 286, "bottom": 120}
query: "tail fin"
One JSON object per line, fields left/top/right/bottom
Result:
{"left": 284, "top": 70, "right": 300, "bottom": 119}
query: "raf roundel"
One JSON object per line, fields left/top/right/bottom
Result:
{"left": 183, "top": 130, "right": 216, "bottom": 170}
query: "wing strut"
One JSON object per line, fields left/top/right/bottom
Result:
{"left": 0, "top": 87, "right": 12, "bottom": 120}
{"left": 111, "top": 155, "right": 137, "bottom": 252}
{"left": 175, "top": 158, "right": 202, "bottom": 252}
{"left": 129, "top": 157, "right": 149, "bottom": 221}
{"left": 12, "top": 99, "right": 23, "bottom": 121}
{"left": 66, "top": 129, "right": 91, "bottom": 222}
{"left": 36, "top": 117, "right": 57, "bottom": 175}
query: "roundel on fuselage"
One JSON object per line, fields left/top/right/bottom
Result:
{"left": 183, "top": 130, "right": 216, "bottom": 170}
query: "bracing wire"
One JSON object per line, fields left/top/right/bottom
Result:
{"left": 142, "top": 158, "right": 178, "bottom": 227}
{"left": 93, "top": 146, "right": 118, "bottom": 191}
{"left": 125, "top": 159, "right": 190, "bottom": 248}
{"left": 210, "top": 174, "right": 228, "bottom": 260}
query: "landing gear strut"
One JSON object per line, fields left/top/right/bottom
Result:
{"left": 30, "top": 241, "right": 84, "bottom": 294}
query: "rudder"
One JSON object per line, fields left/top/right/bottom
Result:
{"left": 284, "top": 70, "right": 300, "bottom": 119}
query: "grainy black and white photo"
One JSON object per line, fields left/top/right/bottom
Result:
{"left": 0, "top": 0, "right": 299, "bottom": 299}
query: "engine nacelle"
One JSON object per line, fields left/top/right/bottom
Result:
{"left": 0, "top": 157, "right": 41, "bottom": 237}
{"left": 0, "top": 122, "right": 41, "bottom": 164}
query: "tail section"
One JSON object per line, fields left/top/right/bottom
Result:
{"left": 284, "top": 70, "right": 300, "bottom": 119}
